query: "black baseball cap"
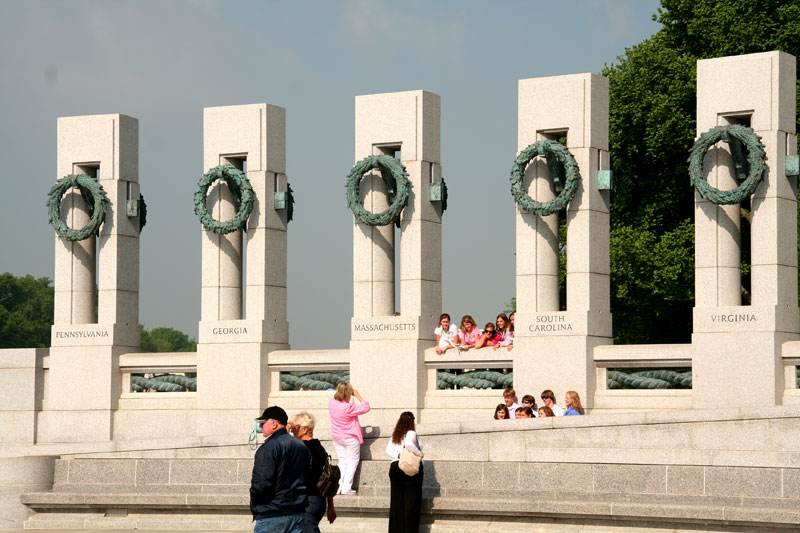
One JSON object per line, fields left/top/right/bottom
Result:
{"left": 255, "top": 406, "right": 288, "bottom": 425}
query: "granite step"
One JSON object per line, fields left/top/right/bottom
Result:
{"left": 21, "top": 488, "right": 800, "bottom": 531}
{"left": 21, "top": 434, "right": 800, "bottom": 532}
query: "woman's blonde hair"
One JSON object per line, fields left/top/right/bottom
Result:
{"left": 334, "top": 382, "right": 354, "bottom": 401}
{"left": 460, "top": 315, "right": 477, "bottom": 329}
{"left": 566, "top": 390, "right": 584, "bottom": 414}
{"left": 290, "top": 411, "right": 315, "bottom": 432}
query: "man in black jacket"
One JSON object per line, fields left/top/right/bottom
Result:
{"left": 250, "top": 406, "right": 311, "bottom": 533}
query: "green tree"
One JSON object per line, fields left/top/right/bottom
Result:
{"left": 0, "top": 273, "right": 54, "bottom": 348}
{"left": 603, "top": 0, "right": 800, "bottom": 343}
{"left": 140, "top": 326, "right": 197, "bottom": 352}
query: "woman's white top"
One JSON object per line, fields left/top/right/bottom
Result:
{"left": 385, "top": 430, "right": 423, "bottom": 462}
{"left": 434, "top": 324, "right": 459, "bottom": 349}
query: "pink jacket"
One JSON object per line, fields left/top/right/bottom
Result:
{"left": 328, "top": 397, "right": 371, "bottom": 443}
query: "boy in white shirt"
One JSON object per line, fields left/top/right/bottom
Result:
{"left": 540, "top": 389, "right": 565, "bottom": 416}
{"left": 503, "top": 388, "right": 519, "bottom": 419}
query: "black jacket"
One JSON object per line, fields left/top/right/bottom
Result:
{"left": 303, "top": 438, "right": 327, "bottom": 496}
{"left": 250, "top": 427, "right": 311, "bottom": 519}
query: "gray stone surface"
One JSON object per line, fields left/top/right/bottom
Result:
{"left": 769, "top": 417, "right": 800, "bottom": 451}
{"left": 53, "top": 460, "right": 68, "bottom": 485}
{"left": 489, "top": 430, "right": 526, "bottom": 462}
{"left": 234, "top": 459, "right": 254, "bottom": 484}
{"left": 593, "top": 464, "right": 666, "bottom": 494}
{"left": 573, "top": 425, "right": 618, "bottom": 448}
{"left": 135, "top": 459, "right": 170, "bottom": 485}
{"left": 481, "top": 462, "right": 519, "bottom": 490}
{"left": 352, "top": 461, "right": 387, "bottom": 490}
{"left": 616, "top": 423, "right": 688, "bottom": 450}
{"left": 783, "top": 467, "right": 800, "bottom": 498}
{"left": 665, "top": 465, "right": 704, "bottom": 495}
{"left": 526, "top": 427, "right": 573, "bottom": 450}
{"left": 519, "top": 462, "right": 594, "bottom": 492}
{"left": 425, "top": 462, "right": 482, "bottom": 491}
{"left": 612, "top": 501, "right": 725, "bottom": 521}
{"left": 423, "top": 432, "right": 489, "bottom": 462}
{"left": 704, "top": 466, "right": 781, "bottom": 498}
{"left": 199, "top": 484, "right": 248, "bottom": 493}
{"left": 692, "top": 420, "right": 771, "bottom": 451}
{"left": 66, "top": 459, "right": 136, "bottom": 485}
{"left": 723, "top": 505, "right": 800, "bottom": 525}
{"left": 169, "top": 459, "right": 238, "bottom": 485}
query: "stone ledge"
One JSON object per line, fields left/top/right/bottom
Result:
{"left": 21, "top": 491, "right": 800, "bottom": 528}
{"left": 8, "top": 404, "right": 800, "bottom": 461}
{"left": 49, "top": 458, "right": 800, "bottom": 498}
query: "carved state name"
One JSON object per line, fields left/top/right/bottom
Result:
{"left": 529, "top": 315, "right": 573, "bottom": 333}
{"left": 212, "top": 327, "right": 248, "bottom": 334}
{"left": 353, "top": 323, "right": 417, "bottom": 332}
{"left": 55, "top": 330, "right": 110, "bottom": 338}
{"left": 710, "top": 314, "right": 757, "bottom": 323}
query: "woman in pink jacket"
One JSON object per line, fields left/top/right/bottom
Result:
{"left": 328, "top": 382, "right": 370, "bottom": 494}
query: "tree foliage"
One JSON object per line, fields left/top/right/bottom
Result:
{"left": 603, "top": 0, "right": 800, "bottom": 343}
{"left": 0, "top": 273, "right": 54, "bottom": 348}
{"left": 0, "top": 272, "right": 197, "bottom": 352}
{"left": 140, "top": 326, "right": 197, "bottom": 352}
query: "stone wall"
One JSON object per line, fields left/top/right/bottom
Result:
{"left": 16, "top": 406, "right": 800, "bottom": 531}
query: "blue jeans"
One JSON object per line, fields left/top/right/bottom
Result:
{"left": 254, "top": 513, "right": 304, "bottom": 533}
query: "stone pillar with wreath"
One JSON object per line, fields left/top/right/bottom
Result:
{"left": 45, "top": 114, "right": 142, "bottom": 442}
{"left": 691, "top": 52, "right": 799, "bottom": 408}
{"left": 348, "top": 90, "right": 443, "bottom": 425}
{"left": 512, "top": 74, "right": 612, "bottom": 409}
{"left": 195, "top": 103, "right": 292, "bottom": 436}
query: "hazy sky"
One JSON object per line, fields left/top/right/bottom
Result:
{"left": 0, "top": 0, "right": 661, "bottom": 349}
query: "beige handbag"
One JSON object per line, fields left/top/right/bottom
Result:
{"left": 398, "top": 446, "right": 421, "bottom": 476}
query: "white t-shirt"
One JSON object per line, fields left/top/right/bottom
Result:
{"left": 434, "top": 324, "right": 459, "bottom": 349}
{"left": 550, "top": 404, "right": 565, "bottom": 416}
{"left": 385, "top": 430, "right": 423, "bottom": 462}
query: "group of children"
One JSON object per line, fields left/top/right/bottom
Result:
{"left": 495, "top": 387, "right": 584, "bottom": 418}
{"left": 434, "top": 312, "right": 515, "bottom": 354}
{"left": 432, "top": 315, "right": 584, "bottom": 418}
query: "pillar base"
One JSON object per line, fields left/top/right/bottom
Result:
{"left": 349, "top": 337, "right": 429, "bottom": 427}
{"left": 692, "top": 331, "right": 798, "bottom": 408}
{"left": 513, "top": 335, "right": 610, "bottom": 410}
{"left": 196, "top": 339, "right": 283, "bottom": 437}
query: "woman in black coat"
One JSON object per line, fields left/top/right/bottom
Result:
{"left": 288, "top": 412, "right": 335, "bottom": 533}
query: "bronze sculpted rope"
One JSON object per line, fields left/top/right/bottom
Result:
{"left": 193, "top": 165, "right": 255, "bottom": 234}
{"left": 688, "top": 124, "right": 767, "bottom": 205}
{"left": 345, "top": 155, "right": 410, "bottom": 226}
{"left": 47, "top": 174, "right": 110, "bottom": 241}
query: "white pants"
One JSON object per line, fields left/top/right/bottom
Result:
{"left": 333, "top": 436, "right": 361, "bottom": 493}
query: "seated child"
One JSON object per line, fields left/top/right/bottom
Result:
{"left": 521, "top": 394, "right": 538, "bottom": 416}
{"left": 475, "top": 322, "right": 502, "bottom": 349}
{"left": 538, "top": 406, "right": 555, "bottom": 418}
{"left": 564, "top": 390, "right": 585, "bottom": 415}
{"left": 494, "top": 312, "right": 514, "bottom": 351}
{"left": 435, "top": 313, "right": 459, "bottom": 355}
{"left": 502, "top": 387, "right": 518, "bottom": 419}
{"left": 459, "top": 315, "right": 482, "bottom": 350}
{"left": 494, "top": 404, "right": 510, "bottom": 420}
{"left": 516, "top": 406, "right": 534, "bottom": 418}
